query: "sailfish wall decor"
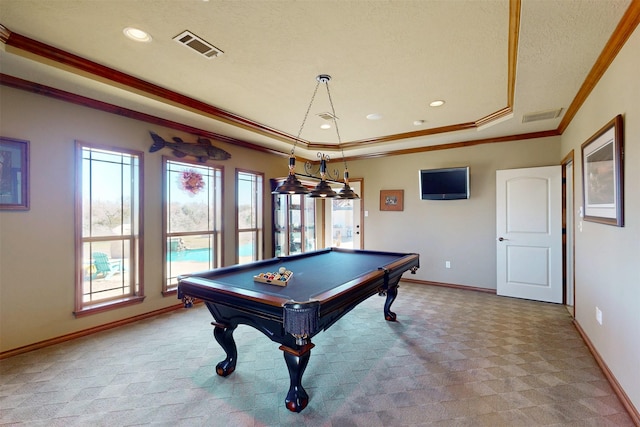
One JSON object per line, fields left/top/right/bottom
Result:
{"left": 149, "top": 131, "right": 231, "bottom": 162}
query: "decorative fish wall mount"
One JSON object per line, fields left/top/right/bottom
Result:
{"left": 149, "top": 131, "right": 231, "bottom": 162}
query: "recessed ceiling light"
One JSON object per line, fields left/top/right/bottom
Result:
{"left": 429, "top": 100, "right": 445, "bottom": 107}
{"left": 366, "top": 113, "right": 382, "bottom": 120}
{"left": 123, "top": 27, "right": 152, "bottom": 42}
{"left": 413, "top": 120, "right": 425, "bottom": 126}
{"left": 320, "top": 124, "right": 331, "bottom": 130}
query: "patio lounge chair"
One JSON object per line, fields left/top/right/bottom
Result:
{"left": 92, "top": 252, "right": 122, "bottom": 279}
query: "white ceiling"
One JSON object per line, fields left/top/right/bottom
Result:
{"left": 0, "top": 0, "right": 633, "bottom": 160}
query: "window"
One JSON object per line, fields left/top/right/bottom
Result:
{"left": 164, "top": 158, "right": 222, "bottom": 292}
{"left": 75, "top": 142, "right": 143, "bottom": 316}
{"left": 236, "top": 169, "right": 263, "bottom": 263}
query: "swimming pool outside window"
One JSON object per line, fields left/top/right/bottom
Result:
{"left": 236, "top": 169, "right": 263, "bottom": 264}
{"left": 163, "top": 158, "right": 223, "bottom": 292}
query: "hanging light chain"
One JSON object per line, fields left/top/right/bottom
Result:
{"left": 291, "top": 79, "right": 322, "bottom": 156}
{"left": 323, "top": 80, "right": 349, "bottom": 172}
{"left": 275, "top": 74, "right": 360, "bottom": 197}
{"left": 318, "top": 75, "right": 359, "bottom": 198}
{"left": 325, "top": 81, "right": 347, "bottom": 175}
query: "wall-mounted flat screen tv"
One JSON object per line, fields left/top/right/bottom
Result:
{"left": 419, "top": 166, "right": 469, "bottom": 200}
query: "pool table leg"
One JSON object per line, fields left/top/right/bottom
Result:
{"left": 212, "top": 322, "right": 237, "bottom": 376}
{"left": 280, "top": 343, "right": 314, "bottom": 413}
{"left": 383, "top": 284, "right": 399, "bottom": 321}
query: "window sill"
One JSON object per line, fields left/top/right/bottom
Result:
{"left": 162, "top": 288, "right": 178, "bottom": 298}
{"left": 73, "top": 295, "right": 146, "bottom": 318}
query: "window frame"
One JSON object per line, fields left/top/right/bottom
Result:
{"left": 74, "top": 141, "right": 145, "bottom": 317}
{"left": 162, "top": 156, "right": 224, "bottom": 294}
{"left": 236, "top": 168, "right": 264, "bottom": 264}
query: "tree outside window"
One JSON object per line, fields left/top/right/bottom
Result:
{"left": 236, "top": 170, "right": 263, "bottom": 264}
{"left": 163, "top": 158, "right": 222, "bottom": 292}
{"left": 75, "top": 142, "right": 143, "bottom": 316}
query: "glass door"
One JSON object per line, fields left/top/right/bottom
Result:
{"left": 304, "top": 197, "right": 316, "bottom": 252}
{"left": 273, "top": 194, "right": 286, "bottom": 257}
{"left": 272, "top": 189, "right": 317, "bottom": 256}
{"left": 325, "top": 180, "right": 362, "bottom": 249}
{"left": 288, "top": 194, "right": 302, "bottom": 254}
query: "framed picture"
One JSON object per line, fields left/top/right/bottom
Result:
{"left": 581, "top": 115, "right": 623, "bottom": 226}
{"left": 0, "top": 137, "right": 30, "bottom": 210}
{"left": 380, "top": 189, "right": 404, "bottom": 211}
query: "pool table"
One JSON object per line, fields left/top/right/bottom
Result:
{"left": 177, "top": 247, "right": 419, "bottom": 412}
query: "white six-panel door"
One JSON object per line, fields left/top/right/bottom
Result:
{"left": 496, "top": 166, "right": 562, "bottom": 303}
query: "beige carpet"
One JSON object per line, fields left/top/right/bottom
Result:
{"left": 0, "top": 282, "right": 634, "bottom": 426}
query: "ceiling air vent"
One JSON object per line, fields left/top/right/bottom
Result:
{"left": 522, "top": 108, "right": 563, "bottom": 123}
{"left": 173, "top": 30, "right": 223, "bottom": 59}
{"left": 317, "top": 112, "right": 338, "bottom": 121}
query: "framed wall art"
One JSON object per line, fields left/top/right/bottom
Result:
{"left": 581, "top": 115, "right": 623, "bottom": 226}
{"left": 380, "top": 189, "right": 404, "bottom": 211}
{"left": 0, "top": 137, "right": 30, "bottom": 210}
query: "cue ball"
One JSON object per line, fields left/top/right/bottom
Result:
{"left": 279, "top": 266, "right": 286, "bottom": 274}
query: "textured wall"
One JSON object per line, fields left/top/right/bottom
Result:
{"left": 345, "top": 137, "right": 560, "bottom": 289}
{"left": 560, "top": 25, "right": 640, "bottom": 413}
{"left": 0, "top": 86, "right": 282, "bottom": 352}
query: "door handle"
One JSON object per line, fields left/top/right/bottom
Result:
{"left": 497, "top": 237, "right": 508, "bottom": 241}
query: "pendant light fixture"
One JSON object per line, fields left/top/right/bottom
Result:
{"left": 308, "top": 153, "right": 338, "bottom": 198}
{"left": 273, "top": 75, "right": 359, "bottom": 199}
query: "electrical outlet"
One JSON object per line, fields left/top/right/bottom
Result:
{"left": 596, "top": 307, "right": 603, "bottom": 325}
{"left": 445, "top": 261, "right": 451, "bottom": 269}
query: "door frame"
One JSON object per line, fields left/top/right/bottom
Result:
{"left": 354, "top": 178, "right": 364, "bottom": 248}
{"left": 562, "top": 151, "right": 575, "bottom": 316}
{"left": 320, "top": 177, "right": 364, "bottom": 249}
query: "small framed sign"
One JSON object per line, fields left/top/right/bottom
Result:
{"left": 380, "top": 189, "right": 404, "bottom": 211}
{"left": 0, "top": 137, "right": 30, "bottom": 210}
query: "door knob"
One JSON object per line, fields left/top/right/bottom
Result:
{"left": 498, "top": 237, "right": 508, "bottom": 241}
